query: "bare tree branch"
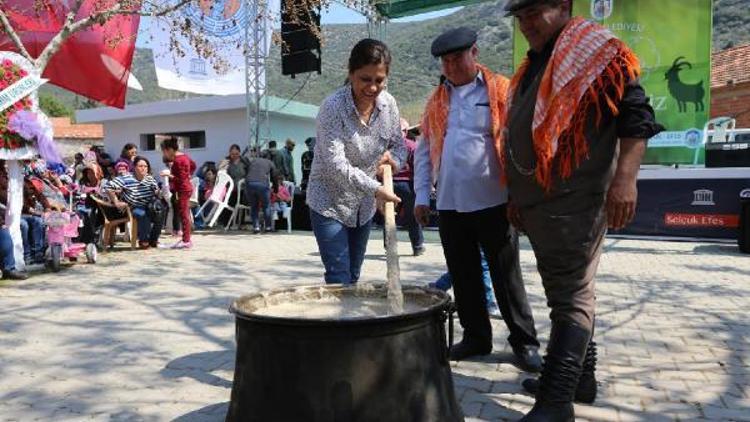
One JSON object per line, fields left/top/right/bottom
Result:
{"left": 33, "top": 0, "right": 197, "bottom": 70}
{"left": 0, "top": 8, "right": 33, "bottom": 62}
{"left": 141, "top": 0, "right": 194, "bottom": 17}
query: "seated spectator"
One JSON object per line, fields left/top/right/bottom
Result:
{"left": 104, "top": 156, "right": 163, "bottom": 249}
{"left": 115, "top": 143, "right": 138, "bottom": 173}
{"left": 76, "top": 163, "right": 105, "bottom": 244}
{"left": 197, "top": 161, "right": 217, "bottom": 180}
{"left": 270, "top": 174, "right": 291, "bottom": 232}
{"left": 73, "top": 152, "right": 85, "bottom": 182}
{"left": 40, "top": 163, "right": 71, "bottom": 204}
{"left": 114, "top": 161, "right": 130, "bottom": 177}
{"left": 200, "top": 168, "right": 216, "bottom": 203}
{"left": 218, "top": 144, "right": 249, "bottom": 224}
{"left": 22, "top": 174, "right": 52, "bottom": 265}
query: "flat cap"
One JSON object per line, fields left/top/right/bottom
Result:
{"left": 503, "top": 0, "right": 545, "bottom": 16}
{"left": 431, "top": 27, "right": 477, "bottom": 57}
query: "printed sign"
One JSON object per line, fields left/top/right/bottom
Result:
{"left": 0, "top": 74, "right": 46, "bottom": 113}
{"left": 664, "top": 213, "right": 739, "bottom": 228}
{"left": 512, "top": 0, "right": 713, "bottom": 165}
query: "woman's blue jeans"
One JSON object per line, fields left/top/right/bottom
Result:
{"left": 246, "top": 181, "right": 272, "bottom": 229}
{"left": 310, "top": 210, "right": 372, "bottom": 284}
{"left": 434, "top": 250, "right": 495, "bottom": 305}
{"left": 20, "top": 215, "right": 45, "bottom": 262}
{"left": 132, "top": 206, "right": 162, "bottom": 242}
{"left": 0, "top": 227, "right": 18, "bottom": 271}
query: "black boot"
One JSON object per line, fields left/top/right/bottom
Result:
{"left": 521, "top": 340, "right": 598, "bottom": 404}
{"left": 576, "top": 340, "right": 597, "bottom": 403}
{"left": 519, "top": 321, "right": 591, "bottom": 422}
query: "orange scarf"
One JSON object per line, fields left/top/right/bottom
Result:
{"left": 421, "top": 64, "right": 509, "bottom": 181}
{"left": 504, "top": 17, "right": 641, "bottom": 191}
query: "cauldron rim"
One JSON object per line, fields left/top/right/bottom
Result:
{"left": 229, "top": 283, "right": 451, "bottom": 327}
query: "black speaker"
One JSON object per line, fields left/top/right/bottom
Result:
{"left": 280, "top": 0, "right": 321, "bottom": 77}
{"left": 705, "top": 141, "right": 750, "bottom": 168}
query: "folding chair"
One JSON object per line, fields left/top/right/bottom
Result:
{"left": 227, "top": 179, "right": 251, "bottom": 230}
{"left": 90, "top": 195, "right": 137, "bottom": 251}
{"left": 195, "top": 170, "right": 234, "bottom": 228}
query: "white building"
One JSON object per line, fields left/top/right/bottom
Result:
{"left": 76, "top": 95, "right": 319, "bottom": 184}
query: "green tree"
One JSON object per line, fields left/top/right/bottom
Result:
{"left": 39, "top": 93, "right": 73, "bottom": 117}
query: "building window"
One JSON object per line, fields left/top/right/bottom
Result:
{"left": 140, "top": 131, "right": 206, "bottom": 151}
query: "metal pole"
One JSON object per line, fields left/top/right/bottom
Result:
{"left": 245, "top": 0, "right": 270, "bottom": 154}
{"left": 244, "top": 1, "right": 253, "bottom": 151}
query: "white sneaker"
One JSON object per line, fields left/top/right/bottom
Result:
{"left": 171, "top": 240, "right": 193, "bottom": 249}
{"left": 487, "top": 303, "right": 502, "bottom": 319}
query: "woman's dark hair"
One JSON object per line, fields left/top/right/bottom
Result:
{"left": 80, "top": 168, "right": 95, "bottom": 185}
{"left": 160, "top": 137, "right": 179, "bottom": 151}
{"left": 120, "top": 143, "right": 137, "bottom": 158}
{"left": 227, "top": 144, "right": 242, "bottom": 160}
{"left": 348, "top": 38, "right": 391, "bottom": 74}
{"left": 133, "top": 156, "right": 152, "bottom": 174}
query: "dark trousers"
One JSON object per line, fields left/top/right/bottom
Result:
{"left": 245, "top": 181, "right": 271, "bottom": 229}
{"left": 438, "top": 204, "right": 539, "bottom": 351}
{"left": 520, "top": 194, "right": 607, "bottom": 331}
{"left": 392, "top": 180, "right": 423, "bottom": 250}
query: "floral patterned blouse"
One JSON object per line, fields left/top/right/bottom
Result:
{"left": 307, "top": 85, "right": 406, "bottom": 228}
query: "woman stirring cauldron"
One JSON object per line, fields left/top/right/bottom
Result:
{"left": 306, "top": 38, "right": 406, "bottom": 285}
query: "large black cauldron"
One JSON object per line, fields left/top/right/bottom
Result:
{"left": 226, "top": 284, "right": 463, "bottom": 422}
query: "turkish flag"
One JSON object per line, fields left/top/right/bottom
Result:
{"left": 0, "top": 0, "right": 141, "bottom": 108}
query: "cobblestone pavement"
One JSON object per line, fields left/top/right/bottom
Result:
{"left": 1, "top": 230, "right": 748, "bottom": 421}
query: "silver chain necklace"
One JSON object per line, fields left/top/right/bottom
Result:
{"left": 505, "top": 128, "right": 536, "bottom": 177}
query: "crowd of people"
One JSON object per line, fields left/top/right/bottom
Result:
{"left": 0, "top": 133, "right": 313, "bottom": 280}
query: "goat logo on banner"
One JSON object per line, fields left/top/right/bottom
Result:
{"left": 591, "top": 0, "right": 613, "bottom": 20}
{"left": 665, "top": 57, "right": 706, "bottom": 113}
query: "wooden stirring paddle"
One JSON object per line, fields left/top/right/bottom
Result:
{"left": 381, "top": 164, "right": 404, "bottom": 313}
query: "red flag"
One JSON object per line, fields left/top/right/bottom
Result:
{"left": 0, "top": 0, "right": 141, "bottom": 108}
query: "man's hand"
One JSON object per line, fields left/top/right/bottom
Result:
{"left": 114, "top": 200, "right": 128, "bottom": 211}
{"left": 606, "top": 178, "right": 637, "bottom": 230}
{"left": 607, "top": 137, "right": 647, "bottom": 231}
{"left": 506, "top": 201, "right": 524, "bottom": 232}
{"left": 414, "top": 205, "right": 431, "bottom": 227}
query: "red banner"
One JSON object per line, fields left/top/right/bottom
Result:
{"left": 664, "top": 213, "right": 740, "bottom": 228}
{"left": 0, "top": 0, "right": 141, "bottom": 108}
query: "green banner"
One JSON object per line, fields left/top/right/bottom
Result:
{"left": 512, "top": 0, "right": 713, "bottom": 165}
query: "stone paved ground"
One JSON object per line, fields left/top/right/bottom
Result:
{"left": 0, "top": 230, "right": 749, "bottom": 421}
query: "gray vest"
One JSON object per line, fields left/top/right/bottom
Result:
{"left": 505, "top": 64, "right": 620, "bottom": 208}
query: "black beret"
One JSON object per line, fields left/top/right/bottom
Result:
{"left": 431, "top": 27, "right": 478, "bottom": 57}
{"left": 503, "top": 0, "right": 546, "bottom": 16}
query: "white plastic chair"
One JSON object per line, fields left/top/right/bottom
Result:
{"left": 272, "top": 181, "right": 295, "bottom": 233}
{"left": 188, "top": 176, "right": 200, "bottom": 226}
{"left": 227, "top": 179, "right": 251, "bottom": 230}
{"left": 196, "top": 170, "right": 234, "bottom": 228}
{"left": 702, "top": 117, "right": 736, "bottom": 144}
{"left": 699, "top": 117, "right": 736, "bottom": 164}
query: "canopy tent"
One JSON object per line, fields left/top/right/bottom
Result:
{"left": 373, "top": 0, "right": 486, "bottom": 19}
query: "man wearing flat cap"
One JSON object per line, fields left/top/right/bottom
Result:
{"left": 502, "top": 1, "right": 663, "bottom": 420}
{"left": 414, "top": 27, "right": 542, "bottom": 371}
